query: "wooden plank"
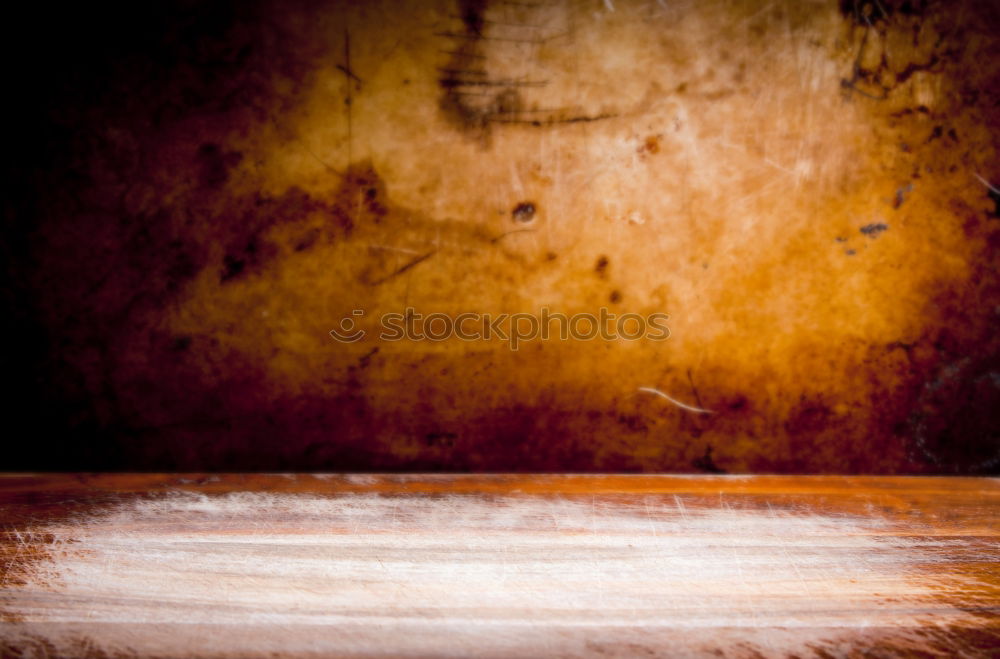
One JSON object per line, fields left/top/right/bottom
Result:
{"left": 1, "top": 475, "right": 998, "bottom": 657}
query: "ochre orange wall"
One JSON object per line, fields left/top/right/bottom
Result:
{"left": 6, "top": 0, "right": 999, "bottom": 472}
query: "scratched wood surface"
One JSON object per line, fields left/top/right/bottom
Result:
{"left": 1, "top": 475, "right": 998, "bottom": 657}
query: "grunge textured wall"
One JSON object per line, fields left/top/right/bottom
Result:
{"left": 4, "top": 0, "right": 999, "bottom": 472}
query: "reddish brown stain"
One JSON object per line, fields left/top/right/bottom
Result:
{"left": 638, "top": 135, "right": 661, "bottom": 156}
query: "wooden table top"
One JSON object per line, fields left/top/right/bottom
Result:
{"left": 1, "top": 474, "right": 998, "bottom": 657}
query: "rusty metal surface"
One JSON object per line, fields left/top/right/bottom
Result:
{"left": 5, "top": 0, "right": 1000, "bottom": 473}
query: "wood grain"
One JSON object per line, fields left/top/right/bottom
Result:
{"left": 1, "top": 475, "right": 998, "bottom": 657}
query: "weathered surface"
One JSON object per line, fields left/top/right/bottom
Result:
{"left": 1, "top": 474, "right": 998, "bottom": 657}
{"left": 5, "top": 0, "right": 1000, "bottom": 471}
